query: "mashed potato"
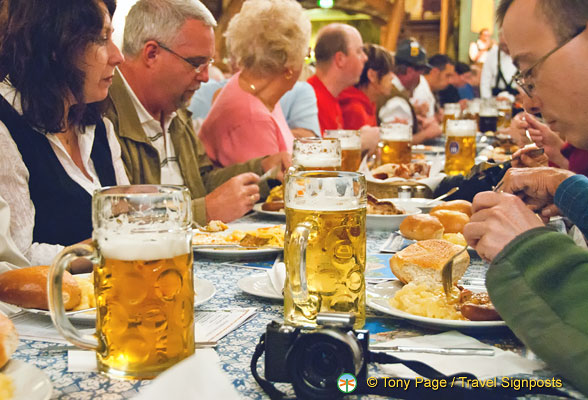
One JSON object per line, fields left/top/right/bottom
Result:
{"left": 0, "top": 373, "right": 13, "bottom": 400}
{"left": 389, "top": 281, "right": 466, "bottom": 320}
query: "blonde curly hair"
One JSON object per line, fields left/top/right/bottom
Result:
{"left": 225, "top": 0, "right": 311, "bottom": 76}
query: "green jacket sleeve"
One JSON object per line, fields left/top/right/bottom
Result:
{"left": 487, "top": 227, "right": 588, "bottom": 395}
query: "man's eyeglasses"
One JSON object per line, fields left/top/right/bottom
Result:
{"left": 514, "top": 26, "right": 585, "bottom": 97}
{"left": 156, "top": 41, "right": 213, "bottom": 74}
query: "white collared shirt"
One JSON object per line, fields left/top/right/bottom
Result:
{"left": 480, "top": 46, "right": 518, "bottom": 99}
{"left": 118, "top": 72, "right": 184, "bottom": 185}
{"left": 411, "top": 75, "right": 435, "bottom": 119}
{"left": 379, "top": 76, "right": 414, "bottom": 126}
{"left": 0, "top": 81, "right": 129, "bottom": 265}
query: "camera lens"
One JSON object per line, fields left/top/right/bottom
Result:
{"left": 302, "top": 342, "right": 342, "bottom": 388}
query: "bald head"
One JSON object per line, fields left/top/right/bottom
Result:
{"left": 314, "top": 23, "right": 358, "bottom": 66}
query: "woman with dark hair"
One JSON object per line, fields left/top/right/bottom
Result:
{"left": 0, "top": 0, "right": 128, "bottom": 265}
{"left": 339, "top": 43, "right": 395, "bottom": 130}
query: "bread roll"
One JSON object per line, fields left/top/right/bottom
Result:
{"left": 390, "top": 239, "right": 470, "bottom": 284}
{"left": 0, "top": 314, "right": 17, "bottom": 368}
{"left": 431, "top": 200, "right": 472, "bottom": 217}
{"left": 399, "top": 214, "right": 444, "bottom": 240}
{"left": 429, "top": 210, "right": 469, "bottom": 234}
{"left": 0, "top": 266, "right": 81, "bottom": 310}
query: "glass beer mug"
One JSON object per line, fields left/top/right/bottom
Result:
{"left": 479, "top": 98, "right": 498, "bottom": 133}
{"left": 283, "top": 171, "right": 367, "bottom": 329}
{"left": 444, "top": 119, "right": 477, "bottom": 176}
{"left": 443, "top": 103, "right": 461, "bottom": 132}
{"left": 292, "top": 137, "right": 342, "bottom": 171}
{"left": 49, "top": 185, "right": 194, "bottom": 379}
{"left": 324, "top": 130, "right": 362, "bottom": 171}
{"left": 379, "top": 123, "right": 412, "bottom": 164}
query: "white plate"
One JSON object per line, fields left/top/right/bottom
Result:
{"left": 367, "top": 281, "right": 506, "bottom": 330}
{"left": 193, "top": 222, "right": 284, "bottom": 260}
{"left": 389, "top": 198, "right": 444, "bottom": 214}
{"left": 252, "top": 203, "right": 285, "bottom": 218}
{"left": 21, "top": 278, "right": 216, "bottom": 321}
{"left": 412, "top": 144, "right": 444, "bottom": 154}
{"left": 238, "top": 273, "right": 282, "bottom": 300}
{"left": 3, "top": 359, "right": 52, "bottom": 400}
{"left": 367, "top": 206, "right": 421, "bottom": 231}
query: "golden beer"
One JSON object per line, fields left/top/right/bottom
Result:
{"left": 380, "top": 123, "right": 412, "bottom": 164}
{"left": 284, "top": 207, "right": 366, "bottom": 329}
{"left": 497, "top": 100, "right": 512, "bottom": 130}
{"left": 341, "top": 148, "right": 362, "bottom": 171}
{"left": 284, "top": 171, "right": 367, "bottom": 329}
{"left": 325, "top": 130, "right": 361, "bottom": 171}
{"left": 445, "top": 119, "right": 477, "bottom": 176}
{"left": 95, "top": 249, "right": 194, "bottom": 379}
{"left": 443, "top": 103, "right": 461, "bottom": 133}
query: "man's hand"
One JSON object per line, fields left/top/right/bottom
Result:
{"left": 464, "top": 191, "right": 544, "bottom": 261}
{"left": 510, "top": 144, "right": 549, "bottom": 168}
{"left": 205, "top": 173, "right": 261, "bottom": 222}
{"left": 261, "top": 152, "right": 291, "bottom": 182}
{"left": 359, "top": 126, "right": 380, "bottom": 155}
{"left": 500, "top": 167, "right": 575, "bottom": 219}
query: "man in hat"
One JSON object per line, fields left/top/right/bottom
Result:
{"left": 379, "top": 39, "right": 442, "bottom": 144}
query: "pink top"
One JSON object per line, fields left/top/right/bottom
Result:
{"left": 199, "top": 72, "right": 293, "bottom": 167}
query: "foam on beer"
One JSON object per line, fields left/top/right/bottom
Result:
{"left": 286, "top": 177, "right": 364, "bottom": 211}
{"left": 445, "top": 120, "right": 477, "bottom": 137}
{"left": 94, "top": 221, "right": 190, "bottom": 261}
{"left": 293, "top": 153, "right": 341, "bottom": 168}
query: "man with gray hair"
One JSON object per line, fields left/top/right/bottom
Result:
{"left": 463, "top": 0, "right": 588, "bottom": 394}
{"left": 104, "top": 0, "right": 289, "bottom": 225}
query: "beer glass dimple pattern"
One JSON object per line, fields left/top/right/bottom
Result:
{"left": 380, "top": 123, "right": 412, "bottom": 164}
{"left": 284, "top": 171, "right": 367, "bottom": 329}
{"left": 324, "top": 130, "right": 362, "bottom": 171}
{"left": 49, "top": 185, "right": 194, "bottom": 380}
{"left": 445, "top": 119, "right": 477, "bottom": 176}
{"left": 292, "top": 137, "right": 341, "bottom": 171}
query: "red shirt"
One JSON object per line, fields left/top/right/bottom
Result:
{"left": 338, "top": 86, "right": 377, "bottom": 129}
{"left": 307, "top": 75, "right": 343, "bottom": 135}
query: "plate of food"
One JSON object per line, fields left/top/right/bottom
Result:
{"left": 192, "top": 222, "right": 284, "bottom": 259}
{"left": 366, "top": 194, "right": 421, "bottom": 231}
{"left": 0, "top": 267, "right": 215, "bottom": 322}
{"left": 253, "top": 202, "right": 284, "bottom": 218}
{"left": 0, "top": 313, "right": 52, "bottom": 400}
{"left": 389, "top": 198, "right": 445, "bottom": 214}
{"left": 411, "top": 144, "right": 445, "bottom": 154}
{"left": 368, "top": 239, "right": 505, "bottom": 330}
{"left": 237, "top": 273, "right": 282, "bottom": 300}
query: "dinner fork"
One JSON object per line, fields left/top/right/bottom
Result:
{"left": 441, "top": 245, "right": 468, "bottom": 297}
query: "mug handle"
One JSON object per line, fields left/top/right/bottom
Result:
{"left": 48, "top": 243, "right": 98, "bottom": 350}
{"left": 287, "top": 221, "right": 313, "bottom": 307}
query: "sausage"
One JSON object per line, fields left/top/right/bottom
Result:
{"left": 460, "top": 303, "right": 502, "bottom": 321}
{"left": 261, "top": 201, "right": 284, "bottom": 212}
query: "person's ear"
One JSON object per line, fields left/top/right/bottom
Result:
{"left": 143, "top": 41, "right": 159, "bottom": 67}
{"left": 367, "top": 69, "right": 378, "bottom": 84}
{"left": 334, "top": 51, "right": 346, "bottom": 68}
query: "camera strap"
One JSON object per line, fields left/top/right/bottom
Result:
{"left": 251, "top": 333, "right": 571, "bottom": 400}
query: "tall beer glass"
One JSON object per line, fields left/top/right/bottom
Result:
{"left": 49, "top": 185, "right": 194, "bottom": 379}
{"left": 497, "top": 98, "right": 513, "bottom": 130}
{"left": 445, "top": 119, "right": 477, "bottom": 176}
{"left": 324, "top": 130, "right": 362, "bottom": 171}
{"left": 479, "top": 98, "right": 498, "bottom": 133}
{"left": 284, "top": 171, "right": 367, "bottom": 329}
{"left": 443, "top": 103, "right": 461, "bottom": 132}
{"left": 380, "top": 123, "right": 412, "bottom": 164}
{"left": 292, "top": 137, "right": 341, "bottom": 171}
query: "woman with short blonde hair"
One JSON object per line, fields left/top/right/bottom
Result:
{"left": 199, "top": 0, "right": 311, "bottom": 167}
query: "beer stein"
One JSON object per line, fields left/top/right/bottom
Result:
{"left": 292, "top": 137, "right": 341, "bottom": 171}
{"left": 443, "top": 103, "right": 461, "bottom": 132}
{"left": 283, "top": 171, "right": 367, "bottom": 329}
{"left": 324, "top": 130, "right": 362, "bottom": 171}
{"left": 445, "top": 119, "right": 477, "bottom": 176}
{"left": 379, "top": 123, "right": 412, "bottom": 164}
{"left": 49, "top": 185, "right": 194, "bottom": 379}
{"left": 479, "top": 98, "right": 498, "bottom": 133}
{"left": 497, "top": 98, "right": 513, "bottom": 130}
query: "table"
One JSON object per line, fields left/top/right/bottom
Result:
{"left": 11, "top": 212, "right": 577, "bottom": 399}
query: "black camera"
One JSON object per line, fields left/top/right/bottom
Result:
{"left": 264, "top": 313, "right": 369, "bottom": 400}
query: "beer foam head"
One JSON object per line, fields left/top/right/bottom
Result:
{"left": 293, "top": 153, "right": 341, "bottom": 168}
{"left": 380, "top": 123, "right": 411, "bottom": 141}
{"left": 285, "top": 173, "right": 366, "bottom": 211}
{"left": 324, "top": 130, "right": 361, "bottom": 150}
{"left": 445, "top": 119, "right": 477, "bottom": 137}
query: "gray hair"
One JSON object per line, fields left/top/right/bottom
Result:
{"left": 123, "top": 0, "right": 217, "bottom": 57}
{"left": 497, "top": 0, "right": 588, "bottom": 42}
{"left": 225, "top": 0, "right": 310, "bottom": 75}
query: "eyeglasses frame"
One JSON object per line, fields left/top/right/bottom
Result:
{"left": 155, "top": 41, "right": 213, "bottom": 74}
